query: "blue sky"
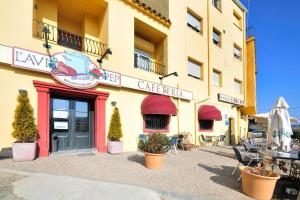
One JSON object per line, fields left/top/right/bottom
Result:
{"left": 240, "top": 0, "right": 300, "bottom": 119}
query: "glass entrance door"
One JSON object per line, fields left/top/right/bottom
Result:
{"left": 50, "top": 97, "right": 94, "bottom": 152}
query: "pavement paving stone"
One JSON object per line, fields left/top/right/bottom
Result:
{"left": 0, "top": 146, "right": 253, "bottom": 200}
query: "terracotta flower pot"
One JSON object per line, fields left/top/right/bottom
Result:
{"left": 144, "top": 152, "right": 164, "bottom": 170}
{"left": 12, "top": 142, "right": 36, "bottom": 161}
{"left": 239, "top": 166, "right": 280, "bottom": 200}
{"left": 107, "top": 140, "right": 123, "bottom": 154}
{"left": 183, "top": 144, "right": 192, "bottom": 151}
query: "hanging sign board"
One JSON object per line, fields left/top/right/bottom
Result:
{"left": 121, "top": 75, "right": 193, "bottom": 100}
{"left": 12, "top": 47, "right": 121, "bottom": 89}
{"left": 218, "top": 93, "right": 244, "bottom": 106}
{"left": 7, "top": 46, "right": 193, "bottom": 100}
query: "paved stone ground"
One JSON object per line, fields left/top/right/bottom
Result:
{"left": 0, "top": 170, "right": 25, "bottom": 200}
{"left": 0, "top": 146, "right": 252, "bottom": 200}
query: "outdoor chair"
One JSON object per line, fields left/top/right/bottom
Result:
{"left": 177, "top": 134, "right": 184, "bottom": 149}
{"left": 200, "top": 134, "right": 213, "bottom": 146}
{"left": 243, "top": 140, "right": 260, "bottom": 153}
{"left": 217, "top": 135, "right": 226, "bottom": 146}
{"left": 167, "top": 136, "right": 178, "bottom": 156}
{"left": 232, "top": 147, "right": 262, "bottom": 181}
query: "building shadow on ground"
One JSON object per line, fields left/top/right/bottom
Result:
{"left": 198, "top": 148, "right": 236, "bottom": 159}
{"left": 127, "top": 154, "right": 145, "bottom": 166}
{"left": 198, "top": 163, "right": 242, "bottom": 193}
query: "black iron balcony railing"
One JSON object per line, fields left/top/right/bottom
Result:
{"left": 134, "top": 52, "right": 166, "bottom": 76}
{"left": 33, "top": 19, "right": 107, "bottom": 56}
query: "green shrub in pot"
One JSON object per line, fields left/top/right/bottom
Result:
{"left": 12, "top": 92, "right": 38, "bottom": 161}
{"left": 138, "top": 133, "right": 170, "bottom": 170}
{"left": 107, "top": 107, "right": 123, "bottom": 154}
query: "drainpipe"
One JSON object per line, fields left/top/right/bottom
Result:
{"left": 207, "top": 0, "right": 211, "bottom": 97}
{"left": 243, "top": 10, "right": 247, "bottom": 108}
{"left": 242, "top": 10, "right": 247, "bottom": 143}
{"left": 177, "top": 83, "right": 180, "bottom": 135}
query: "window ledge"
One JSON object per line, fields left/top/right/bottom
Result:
{"left": 188, "top": 74, "right": 203, "bottom": 80}
{"left": 199, "top": 129, "right": 214, "bottom": 132}
{"left": 233, "top": 57, "right": 242, "bottom": 61}
{"left": 233, "top": 23, "right": 243, "bottom": 31}
{"left": 187, "top": 23, "right": 203, "bottom": 35}
{"left": 144, "top": 129, "right": 169, "bottom": 133}
{"left": 214, "top": 6, "right": 222, "bottom": 13}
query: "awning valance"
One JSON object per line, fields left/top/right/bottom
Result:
{"left": 198, "top": 105, "right": 222, "bottom": 121}
{"left": 141, "top": 94, "right": 177, "bottom": 115}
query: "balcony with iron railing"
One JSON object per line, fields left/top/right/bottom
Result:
{"left": 33, "top": 19, "right": 107, "bottom": 56}
{"left": 134, "top": 52, "right": 166, "bottom": 76}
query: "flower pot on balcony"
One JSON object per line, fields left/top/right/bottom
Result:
{"left": 144, "top": 152, "right": 164, "bottom": 170}
{"left": 239, "top": 166, "right": 280, "bottom": 200}
{"left": 12, "top": 142, "right": 36, "bottom": 161}
{"left": 107, "top": 140, "right": 123, "bottom": 154}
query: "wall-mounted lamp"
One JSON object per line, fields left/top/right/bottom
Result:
{"left": 159, "top": 72, "right": 178, "bottom": 81}
{"left": 97, "top": 48, "right": 112, "bottom": 67}
{"left": 42, "top": 26, "right": 51, "bottom": 49}
{"left": 111, "top": 101, "right": 117, "bottom": 107}
{"left": 19, "top": 89, "right": 27, "bottom": 94}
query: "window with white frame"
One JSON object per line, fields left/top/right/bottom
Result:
{"left": 213, "top": 69, "right": 221, "bottom": 87}
{"left": 233, "top": 11, "right": 242, "bottom": 29}
{"left": 212, "top": 0, "right": 221, "bottom": 11}
{"left": 234, "top": 79, "right": 242, "bottom": 94}
{"left": 187, "top": 11, "right": 202, "bottom": 33}
{"left": 188, "top": 59, "right": 202, "bottom": 79}
{"left": 213, "top": 28, "right": 221, "bottom": 47}
{"left": 233, "top": 44, "right": 242, "bottom": 60}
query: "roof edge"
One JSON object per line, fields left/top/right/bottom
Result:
{"left": 123, "top": 0, "right": 171, "bottom": 27}
{"left": 233, "top": 0, "right": 248, "bottom": 12}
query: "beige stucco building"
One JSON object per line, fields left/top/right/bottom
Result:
{"left": 0, "top": 0, "right": 257, "bottom": 156}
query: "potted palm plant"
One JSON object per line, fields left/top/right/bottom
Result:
{"left": 107, "top": 107, "right": 123, "bottom": 154}
{"left": 12, "top": 91, "right": 38, "bottom": 161}
{"left": 138, "top": 133, "right": 170, "bottom": 170}
{"left": 239, "top": 162, "right": 280, "bottom": 200}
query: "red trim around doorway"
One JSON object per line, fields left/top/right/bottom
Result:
{"left": 33, "top": 80, "right": 109, "bottom": 157}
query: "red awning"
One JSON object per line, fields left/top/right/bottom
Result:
{"left": 141, "top": 94, "right": 177, "bottom": 115}
{"left": 198, "top": 105, "right": 222, "bottom": 121}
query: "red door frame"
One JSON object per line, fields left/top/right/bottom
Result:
{"left": 33, "top": 80, "right": 109, "bottom": 157}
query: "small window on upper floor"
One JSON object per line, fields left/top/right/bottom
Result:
{"left": 233, "top": 44, "right": 242, "bottom": 60}
{"left": 212, "top": 0, "right": 222, "bottom": 11}
{"left": 233, "top": 10, "right": 242, "bottom": 29}
{"left": 234, "top": 79, "right": 242, "bottom": 94}
{"left": 187, "top": 10, "right": 202, "bottom": 33}
{"left": 188, "top": 58, "right": 203, "bottom": 80}
{"left": 213, "top": 69, "right": 222, "bottom": 87}
{"left": 213, "top": 28, "right": 221, "bottom": 47}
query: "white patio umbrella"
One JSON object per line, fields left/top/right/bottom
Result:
{"left": 268, "top": 97, "right": 293, "bottom": 152}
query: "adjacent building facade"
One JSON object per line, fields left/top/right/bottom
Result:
{"left": 0, "top": 0, "right": 257, "bottom": 156}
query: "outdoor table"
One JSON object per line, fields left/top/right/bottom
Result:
{"left": 258, "top": 150, "right": 300, "bottom": 178}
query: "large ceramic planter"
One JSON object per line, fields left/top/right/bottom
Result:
{"left": 12, "top": 142, "right": 36, "bottom": 161}
{"left": 144, "top": 152, "right": 164, "bottom": 170}
{"left": 107, "top": 140, "right": 123, "bottom": 154}
{"left": 239, "top": 166, "right": 280, "bottom": 200}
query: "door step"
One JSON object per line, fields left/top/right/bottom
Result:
{"left": 50, "top": 149, "right": 96, "bottom": 156}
